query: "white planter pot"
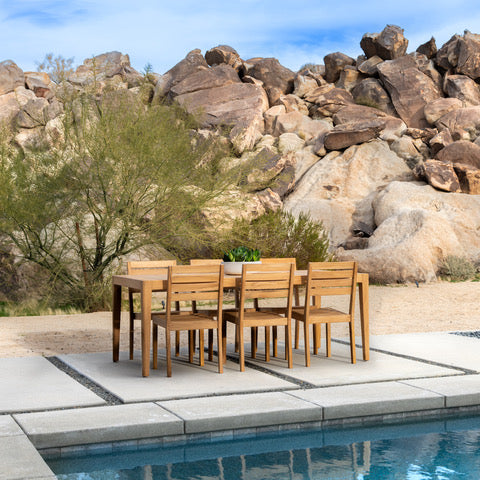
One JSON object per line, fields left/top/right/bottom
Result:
{"left": 222, "top": 261, "right": 261, "bottom": 275}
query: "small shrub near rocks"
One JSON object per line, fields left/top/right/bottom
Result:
{"left": 439, "top": 255, "right": 476, "bottom": 282}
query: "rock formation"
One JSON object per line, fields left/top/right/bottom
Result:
{"left": 2, "top": 25, "right": 480, "bottom": 284}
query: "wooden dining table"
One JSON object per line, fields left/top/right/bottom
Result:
{"left": 112, "top": 270, "right": 370, "bottom": 377}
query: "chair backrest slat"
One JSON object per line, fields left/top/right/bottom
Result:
{"left": 127, "top": 260, "right": 176, "bottom": 275}
{"left": 166, "top": 264, "right": 224, "bottom": 313}
{"left": 189, "top": 259, "right": 223, "bottom": 265}
{"left": 239, "top": 263, "right": 295, "bottom": 306}
{"left": 305, "top": 261, "right": 357, "bottom": 314}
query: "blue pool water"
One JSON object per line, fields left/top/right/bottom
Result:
{"left": 46, "top": 414, "right": 480, "bottom": 479}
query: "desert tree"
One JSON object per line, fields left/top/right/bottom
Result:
{"left": 0, "top": 90, "right": 232, "bottom": 310}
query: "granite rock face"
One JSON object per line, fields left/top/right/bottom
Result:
{"left": 3, "top": 25, "right": 480, "bottom": 285}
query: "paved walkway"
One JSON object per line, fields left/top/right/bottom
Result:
{"left": 1, "top": 331, "right": 480, "bottom": 479}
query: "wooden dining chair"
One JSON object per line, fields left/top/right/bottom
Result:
{"left": 151, "top": 264, "right": 224, "bottom": 377}
{"left": 292, "top": 261, "right": 357, "bottom": 367}
{"left": 126, "top": 260, "right": 181, "bottom": 360}
{"left": 223, "top": 263, "right": 295, "bottom": 372}
{"left": 189, "top": 259, "right": 223, "bottom": 360}
{"left": 254, "top": 258, "right": 300, "bottom": 358}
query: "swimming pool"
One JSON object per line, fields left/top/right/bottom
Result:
{"left": 46, "top": 414, "right": 480, "bottom": 479}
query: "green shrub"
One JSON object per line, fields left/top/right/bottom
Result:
{"left": 214, "top": 210, "right": 334, "bottom": 269}
{"left": 439, "top": 255, "right": 476, "bottom": 282}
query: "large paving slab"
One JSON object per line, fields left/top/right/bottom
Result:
{"left": 370, "top": 332, "right": 480, "bottom": 371}
{"left": 0, "top": 415, "right": 24, "bottom": 436}
{"left": 58, "top": 351, "right": 297, "bottom": 403}
{"left": 0, "top": 434, "right": 56, "bottom": 479}
{"left": 0, "top": 357, "right": 105, "bottom": 414}
{"left": 158, "top": 391, "right": 323, "bottom": 433}
{"left": 233, "top": 341, "right": 460, "bottom": 387}
{"left": 287, "top": 381, "right": 444, "bottom": 419}
{"left": 402, "top": 374, "right": 480, "bottom": 407}
{"left": 14, "top": 403, "right": 183, "bottom": 449}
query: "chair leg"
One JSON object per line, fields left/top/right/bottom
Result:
{"left": 199, "top": 329, "right": 205, "bottom": 366}
{"left": 222, "top": 319, "right": 227, "bottom": 363}
{"left": 313, "top": 324, "right": 319, "bottom": 355}
{"left": 294, "top": 319, "right": 300, "bottom": 349}
{"left": 235, "top": 325, "right": 239, "bottom": 353}
{"left": 304, "top": 321, "right": 310, "bottom": 367}
{"left": 166, "top": 330, "right": 172, "bottom": 377}
{"left": 188, "top": 331, "right": 194, "bottom": 363}
{"left": 239, "top": 324, "right": 245, "bottom": 372}
{"left": 208, "top": 329, "right": 214, "bottom": 362}
{"left": 128, "top": 291, "right": 134, "bottom": 360}
{"left": 286, "top": 323, "right": 292, "bottom": 368}
{"left": 175, "top": 331, "right": 180, "bottom": 357}
{"left": 251, "top": 327, "right": 257, "bottom": 359}
{"left": 273, "top": 326, "right": 278, "bottom": 357}
{"left": 349, "top": 321, "right": 356, "bottom": 364}
{"left": 265, "top": 327, "right": 270, "bottom": 362}
{"left": 326, "top": 324, "right": 331, "bottom": 357}
{"left": 152, "top": 324, "right": 158, "bottom": 369}
{"left": 217, "top": 325, "right": 223, "bottom": 374}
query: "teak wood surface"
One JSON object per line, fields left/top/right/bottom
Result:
{"left": 112, "top": 269, "right": 370, "bottom": 377}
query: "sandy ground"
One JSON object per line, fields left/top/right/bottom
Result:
{"left": 0, "top": 281, "right": 479, "bottom": 358}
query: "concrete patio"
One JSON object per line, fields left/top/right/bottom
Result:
{"left": 1, "top": 331, "right": 480, "bottom": 479}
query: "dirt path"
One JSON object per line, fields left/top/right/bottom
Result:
{"left": 0, "top": 281, "right": 478, "bottom": 358}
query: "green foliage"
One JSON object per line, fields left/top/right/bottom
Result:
{"left": 0, "top": 300, "right": 81, "bottom": 317}
{"left": 214, "top": 210, "right": 333, "bottom": 269}
{"left": 36, "top": 53, "right": 75, "bottom": 84}
{"left": 223, "top": 246, "right": 261, "bottom": 262}
{"left": 439, "top": 255, "right": 476, "bottom": 282}
{"left": 0, "top": 92, "right": 231, "bottom": 310}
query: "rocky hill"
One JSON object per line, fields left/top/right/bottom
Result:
{"left": 2, "top": 25, "right": 480, "bottom": 283}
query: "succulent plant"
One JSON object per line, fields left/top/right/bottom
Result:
{"left": 223, "top": 246, "right": 261, "bottom": 262}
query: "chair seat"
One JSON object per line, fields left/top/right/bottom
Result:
{"left": 292, "top": 306, "right": 350, "bottom": 323}
{"left": 224, "top": 309, "right": 289, "bottom": 327}
{"left": 152, "top": 312, "right": 218, "bottom": 331}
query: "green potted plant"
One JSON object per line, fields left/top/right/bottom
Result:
{"left": 223, "top": 246, "right": 261, "bottom": 275}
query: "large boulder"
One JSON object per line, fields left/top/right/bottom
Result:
{"left": 284, "top": 139, "right": 413, "bottom": 246}
{"left": 24, "top": 71, "right": 54, "bottom": 98}
{"left": 332, "top": 104, "right": 387, "bottom": 125}
{"left": 323, "top": 52, "right": 355, "bottom": 84}
{"left": 293, "top": 74, "right": 320, "bottom": 98}
{"left": 436, "top": 106, "right": 480, "bottom": 139}
{"left": 444, "top": 74, "right": 480, "bottom": 106}
{"left": 424, "top": 97, "right": 463, "bottom": 125}
{"left": 360, "top": 25, "right": 408, "bottom": 60}
{"left": 306, "top": 86, "right": 355, "bottom": 117}
{"left": 357, "top": 56, "right": 383, "bottom": 75}
{"left": 69, "top": 51, "right": 142, "bottom": 88}
{"left": 377, "top": 56, "right": 442, "bottom": 128}
{"left": 410, "top": 52, "right": 443, "bottom": 91}
{"left": 324, "top": 118, "right": 385, "bottom": 150}
{"left": 416, "top": 37, "right": 438, "bottom": 59}
{"left": 16, "top": 97, "right": 49, "bottom": 128}
{"left": 351, "top": 78, "right": 395, "bottom": 115}
{"left": 454, "top": 164, "right": 480, "bottom": 194}
{"left": 153, "top": 49, "right": 208, "bottom": 99}
{"left": 436, "top": 31, "right": 480, "bottom": 80}
{"left": 272, "top": 111, "right": 331, "bottom": 141}
{"left": 0, "top": 60, "right": 24, "bottom": 96}
{"left": 169, "top": 64, "right": 240, "bottom": 97}
{"left": 248, "top": 58, "right": 295, "bottom": 106}
{"left": 0, "top": 92, "right": 21, "bottom": 125}
{"left": 418, "top": 159, "right": 462, "bottom": 192}
{"left": 435, "top": 140, "right": 480, "bottom": 168}
{"left": 337, "top": 181, "right": 480, "bottom": 282}
{"left": 205, "top": 45, "right": 243, "bottom": 72}
{"left": 175, "top": 82, "right": 269, "bottom": 153}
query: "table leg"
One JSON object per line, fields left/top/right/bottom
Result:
{"left": 141, "top": 285, "right": 152, "bottom": 377}
{"left": 358, "top": 278, "right": 370, "bottom": 361}
{"left": 112, "top": 284, "right": 122, "bottom": 362}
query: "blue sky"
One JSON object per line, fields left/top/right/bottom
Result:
{"left": 2, "top": 0, "right": 480, "bottom": 75}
